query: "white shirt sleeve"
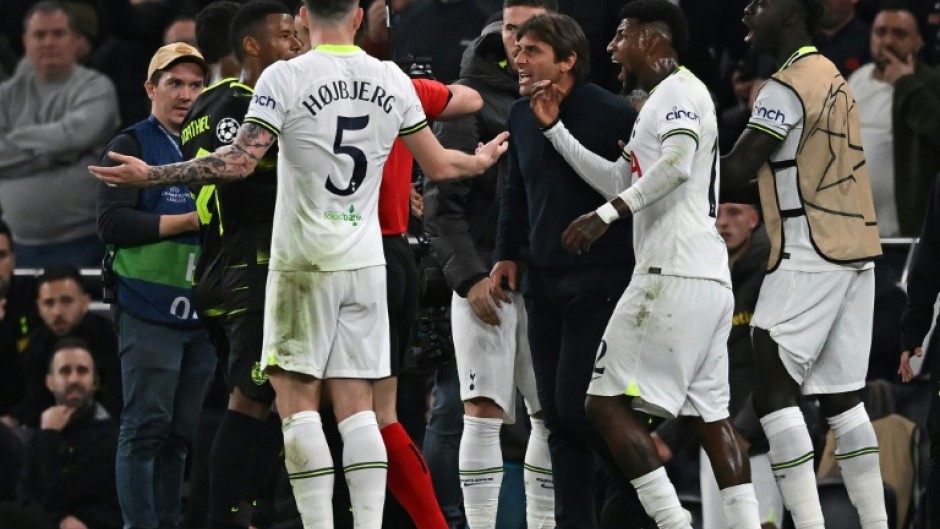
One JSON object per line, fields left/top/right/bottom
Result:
{"left": 653, "top": 78, "right": 703, "bottom": 149}
{"left": 542, "top": 121, "right": 632, "bottom": 200}
{"left": 244, "top": 61, "right": 291, "bottom": 136}
{"left": 746, "top": 79, "right": 802, "bottom": 141}
{"left": 391, "top": 65, "right": 428, "bottom": 135}
{"left": 618, "top": 132, "right": 696, "bottom": 214}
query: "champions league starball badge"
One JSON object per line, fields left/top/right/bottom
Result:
{"left": 216, "top": 117, "right": 240, "bottom": 143}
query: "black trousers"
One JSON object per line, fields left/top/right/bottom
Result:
{"left": 524, "top": 265, "right": 653, "bottom": 529}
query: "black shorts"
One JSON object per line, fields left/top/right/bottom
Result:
{"left": 222, "top": 310, "right": 274, "bottom": 404}
{"left": 220, "top": 245, "right": 273, "bottom": 403}
{"left": 383, "top": 235, "right": 419, "bottom": 377}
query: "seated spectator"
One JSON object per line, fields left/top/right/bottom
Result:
{"left": 0, "top": 221, "right": 41, "bottom": 424}
{"left": 0, "top": 1, "right": 119, "bottom": 268}
{"left": 0, "top": 338, "right": 121, "bottom": 529}
{"left": 8, "top": 265, "right": 120, "bottom": 429}
{"left": 814, "top": 0, "right": 870, "bottom": 75}
{"left": 848, "top": 1, "right": 940, "bottom": 237}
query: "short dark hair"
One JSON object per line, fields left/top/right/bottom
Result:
{"left": 503, "top": 0, "right": 558, "bottom": 11}
{"left": 515, "top": 13, "right": 590, "bottom": 85}
{"left": 303, "top": 0, "right": 357, "bottom": 23}
{"left": 231, "top": 0, "right": 293, "bottom": 62}
{"left": 37, "top": 264, "right": 87, "bottom": 293}
{"left": 877, "top": 0, "right": 919, "bottom": 19}
{"left": 618, "top": 0, "right": 690, "bottom": 53}
{"left": 196, "top": 1, "right": 241, "bottom": 64}
{"left": 49, "top": 337, "right": 96, "bottom": 375}
{"left": 23, "top": 1, "right": 77, "bottom": 32}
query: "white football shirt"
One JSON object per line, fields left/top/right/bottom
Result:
{"left": 625, "top": 67, "right": 730, "bottom": 286}
{"left": 245, "top": 45, "right": 427, "bottom": 272}
{"left": 748, "top": 74, "right": 872, "bottom": 272}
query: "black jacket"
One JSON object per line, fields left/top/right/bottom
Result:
{"left": 900, "top": 171, "right": 940, "bottom": 370}
{"left": 426, "top": 24, "right": 521, "bottom": 296}
{"left": 494, "top": 83, "right": 636, "bottom": 271}
{"left": 12, "top": 313, "right": 121, "bottom": 428}
{"left": 0, "top": 275, "right": 40, "bottom": 416}
{"left": 18, "top": 402, "right": 121, "bottom": 529}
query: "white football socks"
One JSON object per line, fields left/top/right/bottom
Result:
{"left": 760, "top": 407, "right": 824, "bottom": 529}
{"left": 719, "top": 483, "right": 761, "bottom": 529}
{"left": 338, "top": 411, "right": 388, "bottom": 529}
{"left": 459, "top": 416, "right": 504, "bottom": 529}
{"left": 524, "top": 417, "right": 555, "bottom": 529}
{"left": 828, "top": 404, "right": 888, "bottom": 529}
{"left": 631, "top": 466, "right": 693, "bottom": 529}
{"left": 283, "top": 411, "right": 335, "bottom": 529}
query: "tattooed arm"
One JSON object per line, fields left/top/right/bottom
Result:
{"left": 89, "top": 123, "right": 276, "bottom": 187}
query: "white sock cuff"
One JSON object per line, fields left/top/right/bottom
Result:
{"left": 630, "top": 465, "right": 668, "bottom": 489}
{"left": 283, "top": 410, "right": 322, "bottom": 429}
{"left": 464, "top": 415, "right": 503, "bottom": 433}
{"left": 529, "top": 417, "right": 549, "bottom": 440}
{"left": 827, "top": 403, "right": 870, "bottom": 437}
{"left": 759, "top": 406, "right": 805, "bottom": 438}
{"left": 338, "top": 410, "right": 378, "bottom": 437}
{"left": 720, "top": 483, "right": 756, "bottom": 502}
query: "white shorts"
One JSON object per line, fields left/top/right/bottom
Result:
{"left": 750, "top": 268, "right": 873, "bottom": 394}
{"left": 452, "top": 291, "right": 540, "bottom": 423}
{"left": 587, "top": 274, "right": 732, "bottom": 422}
{"left": 261, "top": 267, "right": 391, "bottom": 379}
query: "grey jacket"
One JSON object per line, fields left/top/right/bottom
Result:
{"left": 0, "top": 62, "right": 119, "bottom": 244}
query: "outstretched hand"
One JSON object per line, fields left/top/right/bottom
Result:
{"left": 530, "top": 80, "right": 565, "bottom": 128}
{"left": 89, "top": 152, "right": 152, "bottom": 187}
{"left": 475, "top": 130, "right": 511, "bottom": 169}
{"left": 561, "top": 212, "right": 609, "bottom": 255}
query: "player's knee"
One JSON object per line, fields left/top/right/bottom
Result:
{"left": 464, "top": 397, "right": 502, "bottom": 419}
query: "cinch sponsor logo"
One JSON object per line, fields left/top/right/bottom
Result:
{"left": 252, "top": 94, "right": 276, "bottom": 109}
{"left": 666, "top": 106, "right": 698, "bottom": 121}
{"left": 323, "top": 204, "right": 363, "bottom": 226}
{"left": 753, "top": 103, "right": 785, "bottom": 123}
{"left": 181, "top": 114, "right": 211, "bottom": 144}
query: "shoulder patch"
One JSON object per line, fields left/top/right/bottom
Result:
{"left": 216, "top": 117, "right": 240, "bottom": 143}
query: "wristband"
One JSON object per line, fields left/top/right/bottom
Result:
{"left": 595, "top": 202, "right": 620, "bottom": 224}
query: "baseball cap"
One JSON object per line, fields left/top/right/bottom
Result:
{"left": 147, "top": 42, "right": 207, "bottom": 81}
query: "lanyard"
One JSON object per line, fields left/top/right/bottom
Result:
{"left": 148, "top": 115, "right": 183, "bottom": 160}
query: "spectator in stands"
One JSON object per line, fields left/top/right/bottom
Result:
{"left": 96, "top": 42, "right": 216, "bottom": 529}
{"left": 0, "top": 221, "right": 41, "bottom": 423}
{"left": 163, "top": 15, "right": 197, "bottom": 47}
{"left": 195, "top": 1, "right": 241, "bottom": 84}
{"left": 7, "top": 265, "right": 120, "bottom": 430}
{"left": 0, "top": 338, "right": 121, "bottom": 529}
{"left": 899, "top": 170, "right": 940, "bottom": 529}
{"left": 814, "top": 0, "right": 870, "bottom": 75}
{"left": 848, "top": 1, "right": 940, "bottom": 238}
{"left": 0, "top": 1, "right": 119, "bottom": 269}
